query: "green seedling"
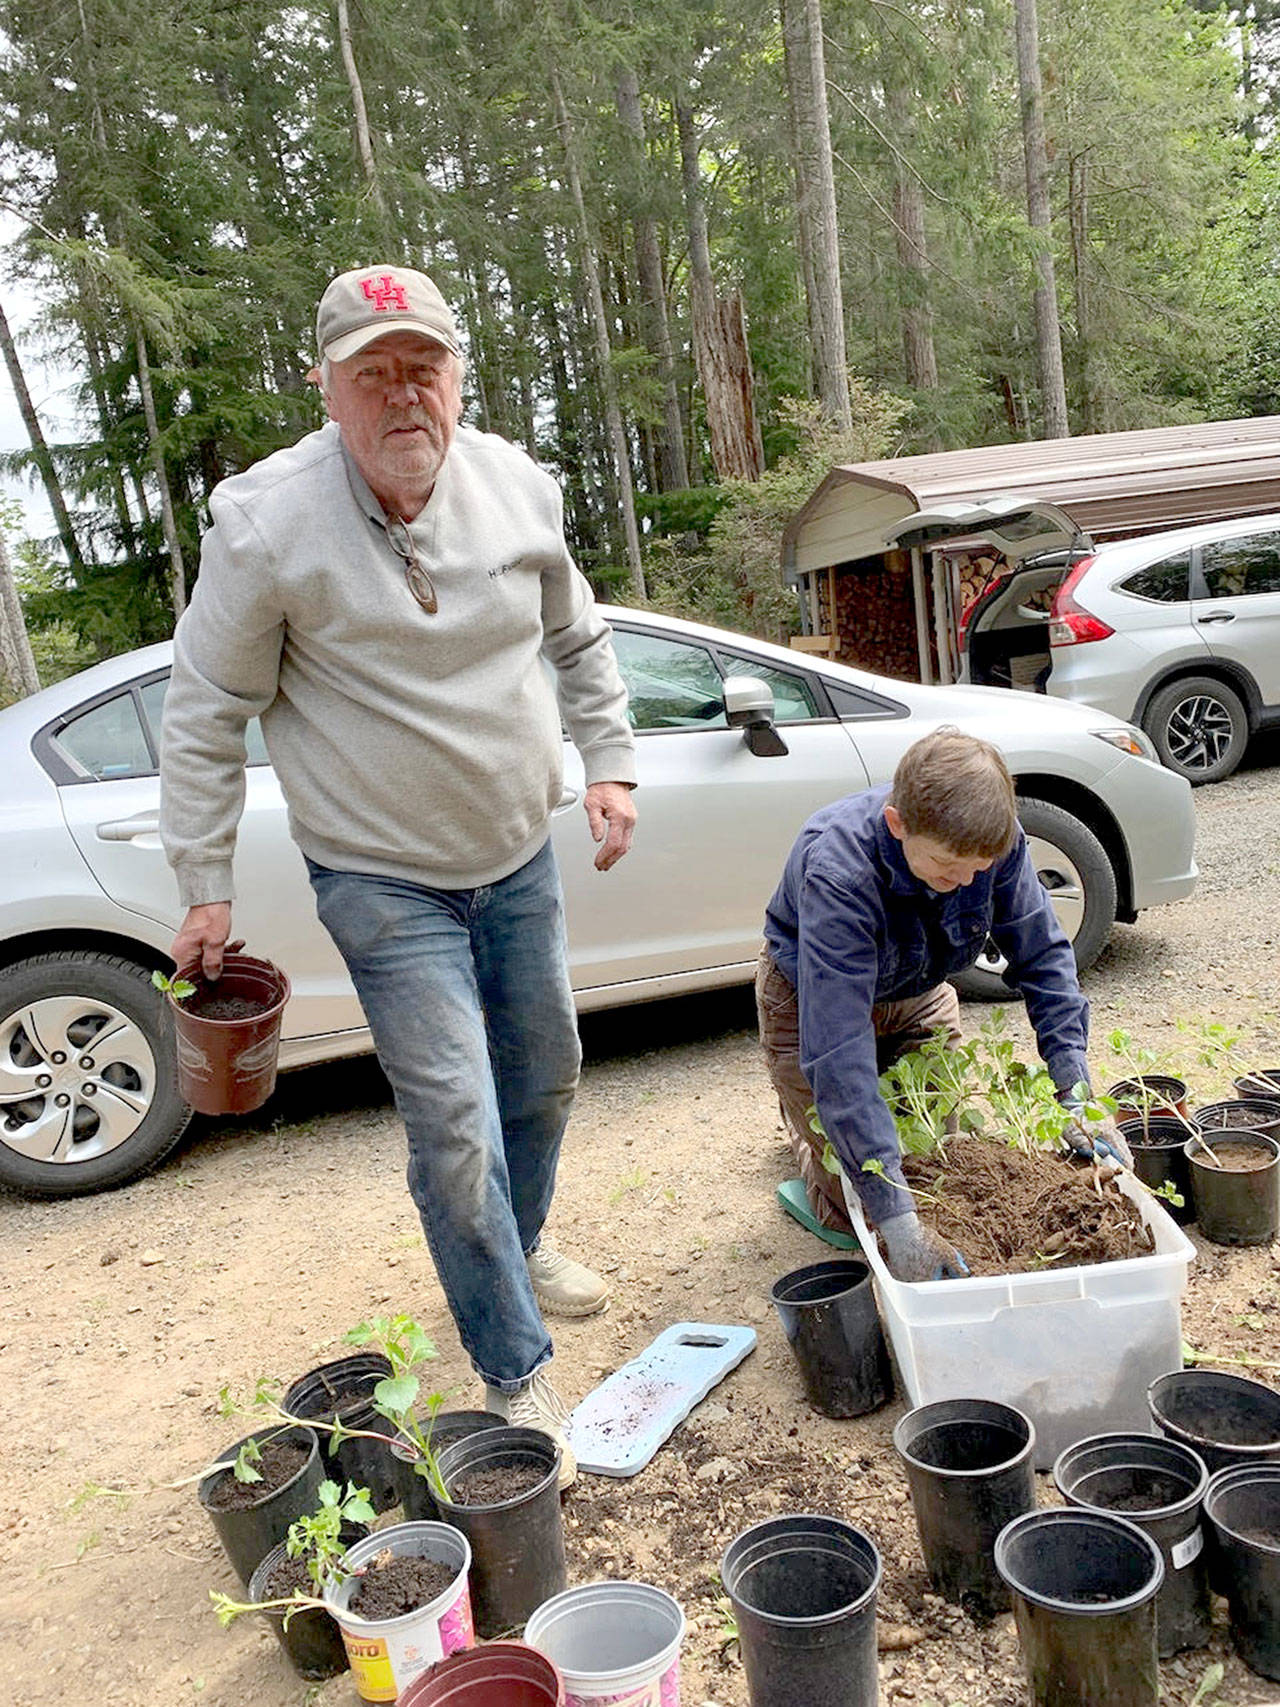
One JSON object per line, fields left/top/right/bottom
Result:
{"left": 1189, "top": 1660, "right": 1226, "bottom": 1707}
{"left": 860, "top": 1156, "right": 947, "bottom": 1209}
{"left": 152, "top": 969, "right": 197, "bottom": 1000}
{"left": 343, "top": 1314, "right": 453, "bottom": 1501}
{"left": 209, "top": 1479, "right": 373, "bottom": 1630}
{"left": 1183, "top": 1337, "right": 1280, "bottom": 1375}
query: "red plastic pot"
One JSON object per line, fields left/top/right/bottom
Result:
{"left": 169, "top": 952, "right": 290, "bottom": 1114}
{"left": 397, "top": 1641, "right": 564, "bottom": 1705}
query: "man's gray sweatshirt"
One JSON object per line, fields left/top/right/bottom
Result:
{"left": 160, "top": 421, "right": 636, "bottom": 906}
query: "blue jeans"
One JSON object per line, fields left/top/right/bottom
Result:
{"left": 306, "top": 840, "right": 581, "bottom": 1389}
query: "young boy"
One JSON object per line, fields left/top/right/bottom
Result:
{"left": 756, "top": 727, "right": 1128, "bottom": 1281}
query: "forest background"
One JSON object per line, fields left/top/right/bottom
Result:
{"left": 2, "top": 0, "right": 1280, "bottom": 699}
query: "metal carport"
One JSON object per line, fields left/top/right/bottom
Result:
{"left": 782, "top": 415, "right": 1280, "bottom": 683}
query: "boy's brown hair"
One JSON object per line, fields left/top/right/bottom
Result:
{"left": 889, "top": 727, "right": 1017, "bottom": 857}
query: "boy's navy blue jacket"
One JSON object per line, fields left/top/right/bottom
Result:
{"left": 763, "top": 784, "right": 1090, "bottom": 1226}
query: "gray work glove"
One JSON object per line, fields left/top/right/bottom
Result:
{"left": 880, "top": 1212, "right": 970, "bottom": 1282}
{"left": 1063, "top": 1108, "right": 1133, "bottom": 1169}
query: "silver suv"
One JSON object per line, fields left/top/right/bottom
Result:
{"left": 893, "top": 500, "right": 1280, "bottom": 784}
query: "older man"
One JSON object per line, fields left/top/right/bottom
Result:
{"left": 160, "top": 265, "right": 637, "bottom": 1483}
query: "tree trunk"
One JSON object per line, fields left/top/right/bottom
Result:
{"left": 550, "top": 68, "right": 645, "bottom": 599}
{"left": 134, "top": 328, "right": 186, "bottom": 618}
{"left": 615, "top": 67, "right": 689, "bottom": 492}
{"left": 782, "top": 0, "right": 850, "bottom": 428}
{"left": 1013, "top": 0, "right": 1069, "bottom": 438}
{"left": 0, "top": 526, "right": 41, "bottom": 699}
{"left": 781, "top": 1, "right": 819, "bottom": 398}
{"left": 335, "top": 0, "right": 390, "bottom": 226}
{"left": 885, "top": 84, "right": 939, "bottom": 404}
{"left": 0, "top": 297, "right": 87, "bottom": 574}
{"left": 676, "top": 100, "right": 764, "bottom": 480}
{"left": 1069, "top": 151, "right": 1098, "bottom": 434}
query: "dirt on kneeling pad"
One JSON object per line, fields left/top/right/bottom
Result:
{"left": 903, "top": 1137, "right": 1154, "bottom": 1276}
{"left": 348, "top": 1552, "right": 457, "bottom": 1620}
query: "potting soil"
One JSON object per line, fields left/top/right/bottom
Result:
{"left": 203, "top": 1440, "right": 309, "bottom": 1509}
{"left": 262, "top": 1553, "right": 311, "bottom": 1597}
{"left": 183, "top": 990, "right": 264, "bottom": 1020}
{"left": 446, "top": 1463, "right": 546, "bottom": 1505}
{"left": 902, "top": 1137, "right": 1153, "bottom": 1276}
{"left": 347, "top": 1553, "right": 456, "bottom": 1619}
{"left": 1204, "top": 1142, "right": 1273, "bottom": 1171}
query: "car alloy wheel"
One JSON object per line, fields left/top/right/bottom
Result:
{"left": 0, "top": 952, "right": 191, "bottom": 1195}
{"left": 1143, "top": 674, "right": 1249, "bottom": 786}
{"left": 1, "top": 992, "right": 154, "bottom": 1164}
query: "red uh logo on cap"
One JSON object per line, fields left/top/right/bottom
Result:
{"left": 362, "top": 274, "right": 410, "bottom": 312}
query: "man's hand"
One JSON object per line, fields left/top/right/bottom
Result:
{"left": 584, "top": 781, "right": 636, "bottom": 872}
{"left": 170, "top": 903, "right": 233, "bottom": 981}
{"left": 1063, "top": 1108, "right": 1133, "bottom": 1169}
{"left": 880, "top": 1211, "right": 970, "bottom": 1282}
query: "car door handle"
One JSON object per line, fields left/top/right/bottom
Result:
{"left": 1196, "top": 610, "right": 1236, "bottom": 624}
{"left": 96, "top": 814, "right": 162, "bottom": 841}
{"left": 553, "top": 788, "right": 580, "bottom": 813}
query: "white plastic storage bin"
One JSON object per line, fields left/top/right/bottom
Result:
{"left": 847, "top": 1172, "right": 1196, "bottom": 1470}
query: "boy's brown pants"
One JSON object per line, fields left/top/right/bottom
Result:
{"left": 755, "top": 947, "right": 962, "bottom": 1233}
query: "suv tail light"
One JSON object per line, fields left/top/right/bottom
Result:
{"left": 1048, "top": 556, "right": 1114, "bottom": 645}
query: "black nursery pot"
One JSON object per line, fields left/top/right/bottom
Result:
{"left": 1185, "top": 1133, "right": 1280, "bottom": 1246}
{"left": 1203, "top": 1462, "right": 1280, "bottom": 1681}
{"left": 1148, "top": 1369, "right": 1280, "bottom": 1476}
{"left": 770, "top": 1259, "right": 892, "bottom": 1419}
{"left": 197, "top": 1425, "right": 323, "bottom": 1589}
{"left": 1118, "top": 1117, "right": 1196, "bottom": 1224}
{"left": 1053, "top": 1433, "right": 1211, "bottom": 1656}
{"left": 284, "top": 1353, "right": 398, "bottom": 1512}
{"left": 1234, "top": 1068, "right": 1280, "bottom": 1101}
{"left": 433, "top": 1425, "right": 566, "bottom": 1639}
{"left": 893, "top": 1398, "right": 1036, "bottom": 1618}
{"left": 721, "top": 1514, "right": 882, "bottom": 1707}
{"left": 395, "top": 1410, "right": 509, "bottom": 1520}
{"left": 1192, "top": 1097, "right": 1280, "bottom": 1141}
{"left": 994, "top": 1509, "right": 1164, "bottom": 1707}
{"left": 246, "top": 1521, "right": 368, "bottom": 1680}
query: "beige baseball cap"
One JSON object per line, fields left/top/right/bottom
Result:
{"left": 316, "top": 266, "right": 462, "bottom": 363}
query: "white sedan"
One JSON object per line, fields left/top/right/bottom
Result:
{"left": 0, "top": 605, "right": 1196, "bottom": 1196}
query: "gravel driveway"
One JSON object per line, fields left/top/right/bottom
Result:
{"left": 1, "top": 743, "right": 1279, "bottom": 1707}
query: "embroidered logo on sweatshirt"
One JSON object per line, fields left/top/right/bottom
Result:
{"left": 487, "top": 558, "right": 523, "bottom": 579}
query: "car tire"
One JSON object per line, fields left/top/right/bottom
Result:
{"left": 1142, "top": 674, "right": 1249, "bottom": 785}
{"left": 951, "top": 799, "right": 1118, "bottom": 1002}
{"left": 0, "top": 951, "right": 192, "bottom": 1197}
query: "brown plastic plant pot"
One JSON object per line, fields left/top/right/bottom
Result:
{"left": 169, "top": 952, "right": 291, "bottom": 1115}
{"left": 397, "top": 1642, "right": 565, "bottom": 1706}
{"left": 1108, "top": 1076, "right": 1190, "bottom": 1126}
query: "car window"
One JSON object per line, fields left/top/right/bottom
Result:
{"left": 611, "top": 629, "right": 727, "bottom": 731}
{"left": 1118, "top": 551, "right": 1190, "bottom": 603}
{"left": 716, "top": 651, "right": 822, "bottom": 722}
{"left": 1201, "top": 534, "right": 1280, "bottom": 599}
{"left": 53, "top": 693, "right": 154, "bottom": 780}
{"left": 138, "top": 673, "right": 269, "bottom": 765}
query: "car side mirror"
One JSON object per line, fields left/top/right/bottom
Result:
{"left": 723, "top": 675, "right": 789, "bottom": 758}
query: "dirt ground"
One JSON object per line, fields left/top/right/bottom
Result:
{"left": 5, "top": 749, "right": 1280, "bottom": 1707}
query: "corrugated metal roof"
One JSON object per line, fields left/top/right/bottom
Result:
{"left": 783, "top": 415, "right": 1280, "bottom": 578}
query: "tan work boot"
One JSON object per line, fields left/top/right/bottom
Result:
{"left": 526, "top": 1237, "right": 611, "bottom": 1318}
{"left": 485, "top": 1368, "right": 577, "bottom": 1490}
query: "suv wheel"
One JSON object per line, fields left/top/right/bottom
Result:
{"left": 952, "top": 799, "right": 1118, "bottom": 1002}
{"left": 0, "top": 951, "right": 192, "bottom": 1196}
{"left": 1142, "top": 675, "right": 1248, "bottom": 785}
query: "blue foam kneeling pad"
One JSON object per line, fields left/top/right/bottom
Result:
{"left": 567, "top": 1321, "right": 757, "bottom": 1477}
